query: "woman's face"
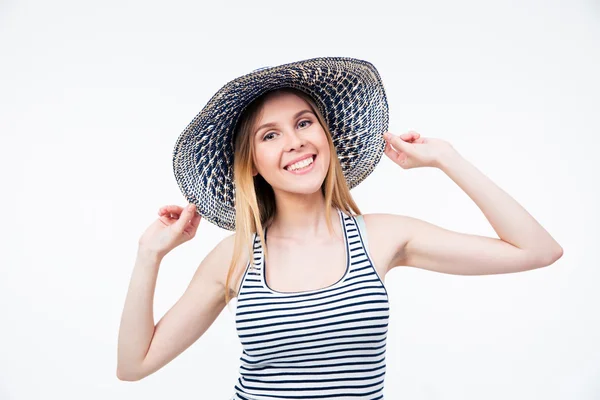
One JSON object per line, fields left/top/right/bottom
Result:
{"left": 252, "top": 91, "right": 330, "bottom": 196}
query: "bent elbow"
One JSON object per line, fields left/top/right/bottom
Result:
{"left": 539, "top": 246, "right": 564, "bottom": 267}
{"left": 116, "top": 366, "right": 143, "bottom": 382}
{"left": 549, "top": 246, "right": 564, "bottom": 264}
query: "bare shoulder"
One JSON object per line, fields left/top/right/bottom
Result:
{"left": 360, "top": 213, "right": 413, "bottom": 273}
{"left": 204, "top": 232, "right": 252, "bottom": 298}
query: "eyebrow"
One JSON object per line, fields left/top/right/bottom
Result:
{"left": 254, "top": 109, "right": 314, "bottom": 136}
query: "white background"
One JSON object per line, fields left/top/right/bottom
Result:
{"left": 1, "top": 0, "right": 599, "bottom": 399}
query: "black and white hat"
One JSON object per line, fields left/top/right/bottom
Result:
{"left": 172, "top": 56, "right": 389, "bottom": 231}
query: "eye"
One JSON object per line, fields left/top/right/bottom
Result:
{"left": 262, "top": 132, "right": 277, "bottom": 141}
{"left": 261, "top": 119, "right": 312, "bottom": 141}
{"left": 298, "top": 119, "right": 312, "bottom": 128}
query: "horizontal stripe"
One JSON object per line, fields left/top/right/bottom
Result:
{"left": 231, "top": 209, "right": 390, "bottom": 400}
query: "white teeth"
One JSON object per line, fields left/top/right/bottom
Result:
{"left": 286, "top": 156, "right": 314, "bottom": 171}
{"left": 287, "top": 159, "right": 312, "bottom": 171}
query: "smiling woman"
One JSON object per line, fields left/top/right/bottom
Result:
{"left": 117, "top": 57, "right": 562, "bottom": 399}
{"left": 227, "top": 86, "right": 359, "bottom": 302}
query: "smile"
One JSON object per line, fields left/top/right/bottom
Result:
{"left": 285, "top": 155, "right": 316, "bottom": 175}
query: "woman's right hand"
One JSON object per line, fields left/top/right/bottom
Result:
{"left": 138, "top": 203, "right": 202, "bottom": 258}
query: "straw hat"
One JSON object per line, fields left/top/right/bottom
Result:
{"left": 172, "top": 56, "right": 389, "bottom": 231}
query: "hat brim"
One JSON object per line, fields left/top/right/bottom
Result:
{"left": 173, "top": 56, "right": 389, "bottom": 231}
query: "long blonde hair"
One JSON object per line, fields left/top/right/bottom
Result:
{"left": 225, "top": 87, "right": 361, "bottom": 304}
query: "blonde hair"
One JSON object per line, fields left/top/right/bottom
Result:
{"left": 225, "top": 87, "right": 361, "bottom": 305}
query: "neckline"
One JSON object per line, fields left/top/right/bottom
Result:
{"left": 260, "top": 208, "right": 351, "bottom": 296}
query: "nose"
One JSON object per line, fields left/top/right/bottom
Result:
{"left": 283, "top": 128, "right": 305, "bottom": 152}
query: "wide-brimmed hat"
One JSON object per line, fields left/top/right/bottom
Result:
{"left": 172, "top": 56, "right": 389, "bottom": 231}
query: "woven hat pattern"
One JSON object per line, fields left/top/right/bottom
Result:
{"left": 173, "top": 57, "right": 389, "bottom": 231}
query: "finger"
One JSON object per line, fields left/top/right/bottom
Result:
{"left": 400, "top": 132, "right": 417, "bottom": 140}
{"left": 189, "top": 212, "right": 202, "bottom": 230}
{"left": 186, "top": 206, "right": 202, "bottom": 233}
{"left": 162, "top": 210, "right": 181, "bottom": 219}
{"left": 384, "top": 141, "right": 403, "bottom": 163}
{"left": 385, "top": 132, "right": 409, "bottom": 152}
{"left": 384, "top": 141, "right": 395, "bottom": 158}
{"left": 385, "top": 140, "right": 413, "bottom": 168}
{"left": 403, "top": 132, "right": 420, "bottom": 142}
{"left": 174, "top": 203, "right": 197, "bottom": 231}
{"left": 158, "top": 205, "right": 183, "bottom": 215}
{"left": 162, "top": 205, "right": 183, "bottom": 213}
{"left": 398, "top": 131, "right": 419, "bottom": 141}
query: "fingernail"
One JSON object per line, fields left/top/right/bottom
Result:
{"left": 383, "top": 132, "right": 391, "bottom": 139}
{"left": 188, "top": 203, "right": 195, "bottom": 211}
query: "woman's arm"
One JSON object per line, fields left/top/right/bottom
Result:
{"left": 376, "top": 133, "right": 563, "bottom": 275}
{"left": 116, "top": 235, "right": 236, "bottom": 381}
{"left": 438, "top": 149, "right": 562, "bottom": 260}
{"left": 116, "top": 247, "right": 165, "bottom": 379}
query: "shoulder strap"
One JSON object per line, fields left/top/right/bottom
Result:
{"left": 354, "top": 214, "right": 369, "bottom": 250}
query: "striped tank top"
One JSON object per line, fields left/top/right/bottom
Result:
{"left": 232, "top": 209, "right": 390, "bottom": 399}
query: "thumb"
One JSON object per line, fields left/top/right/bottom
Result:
{"left": 384, "top": 132, "right": 410, "bottom": 152}
{"left": 174, "top": 203, "right": 196, "bottom": 231}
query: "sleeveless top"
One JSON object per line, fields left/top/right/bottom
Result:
{"left": 232, "top": 209, "right": 390, "bottom": 400}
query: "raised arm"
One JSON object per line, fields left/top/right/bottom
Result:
{"left": 116, "top": 204, "right": 244, "bottom": 381}
{"left": 371, "top": 131, "right": 563, "bottom": 276}
{"left": 117, "top": 234, "right": 239, "bottom": 381}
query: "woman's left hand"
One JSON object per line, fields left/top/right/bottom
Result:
{"left": 383, "top": 131, "right": 455, "bottom": 169}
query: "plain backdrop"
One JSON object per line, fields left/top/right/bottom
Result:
{"left": 1, "top": 0, "right": 599, "bottom": 399}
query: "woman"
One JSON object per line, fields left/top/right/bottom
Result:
{"left": 117, "top": 57, "right": 563, "bottom": 398}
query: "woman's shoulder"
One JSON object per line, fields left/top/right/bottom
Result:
{"left": 360, "top": 212, "right": 409, "bottom": 230}
{"left": 361, "top": 212, "right": 414, "bottom": 239}
{"left": 209, "top": 232, "right": 254, "bottom": 294}
{"left": 359, "top": 212, "right": 397, "bottom": 233}
{"left": 359, "top": 213, "right": 413, "bottom": 265}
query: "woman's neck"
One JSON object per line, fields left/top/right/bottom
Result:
{"left": 267, "top": 192, "right": 338, "bottom": 240}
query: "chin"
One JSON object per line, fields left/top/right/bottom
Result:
{"left": 276, "top": 179, "right": 326, "bottom": 197}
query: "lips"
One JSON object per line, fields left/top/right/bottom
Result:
{"left": 284, "top": 154, "right": 316, "bottom": 170}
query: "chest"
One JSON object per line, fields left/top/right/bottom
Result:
{"left": 263, "top": 233, "right": 388, "bottom": 293}
{"left": 263, "top": 237, "right": 348, "bottom": 293}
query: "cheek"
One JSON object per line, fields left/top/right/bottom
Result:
{"left": 316, "top": 132, "right": 331, "bottom": 156}
{"left": 254, "top": 148, "right": 280, "bottom": 172}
